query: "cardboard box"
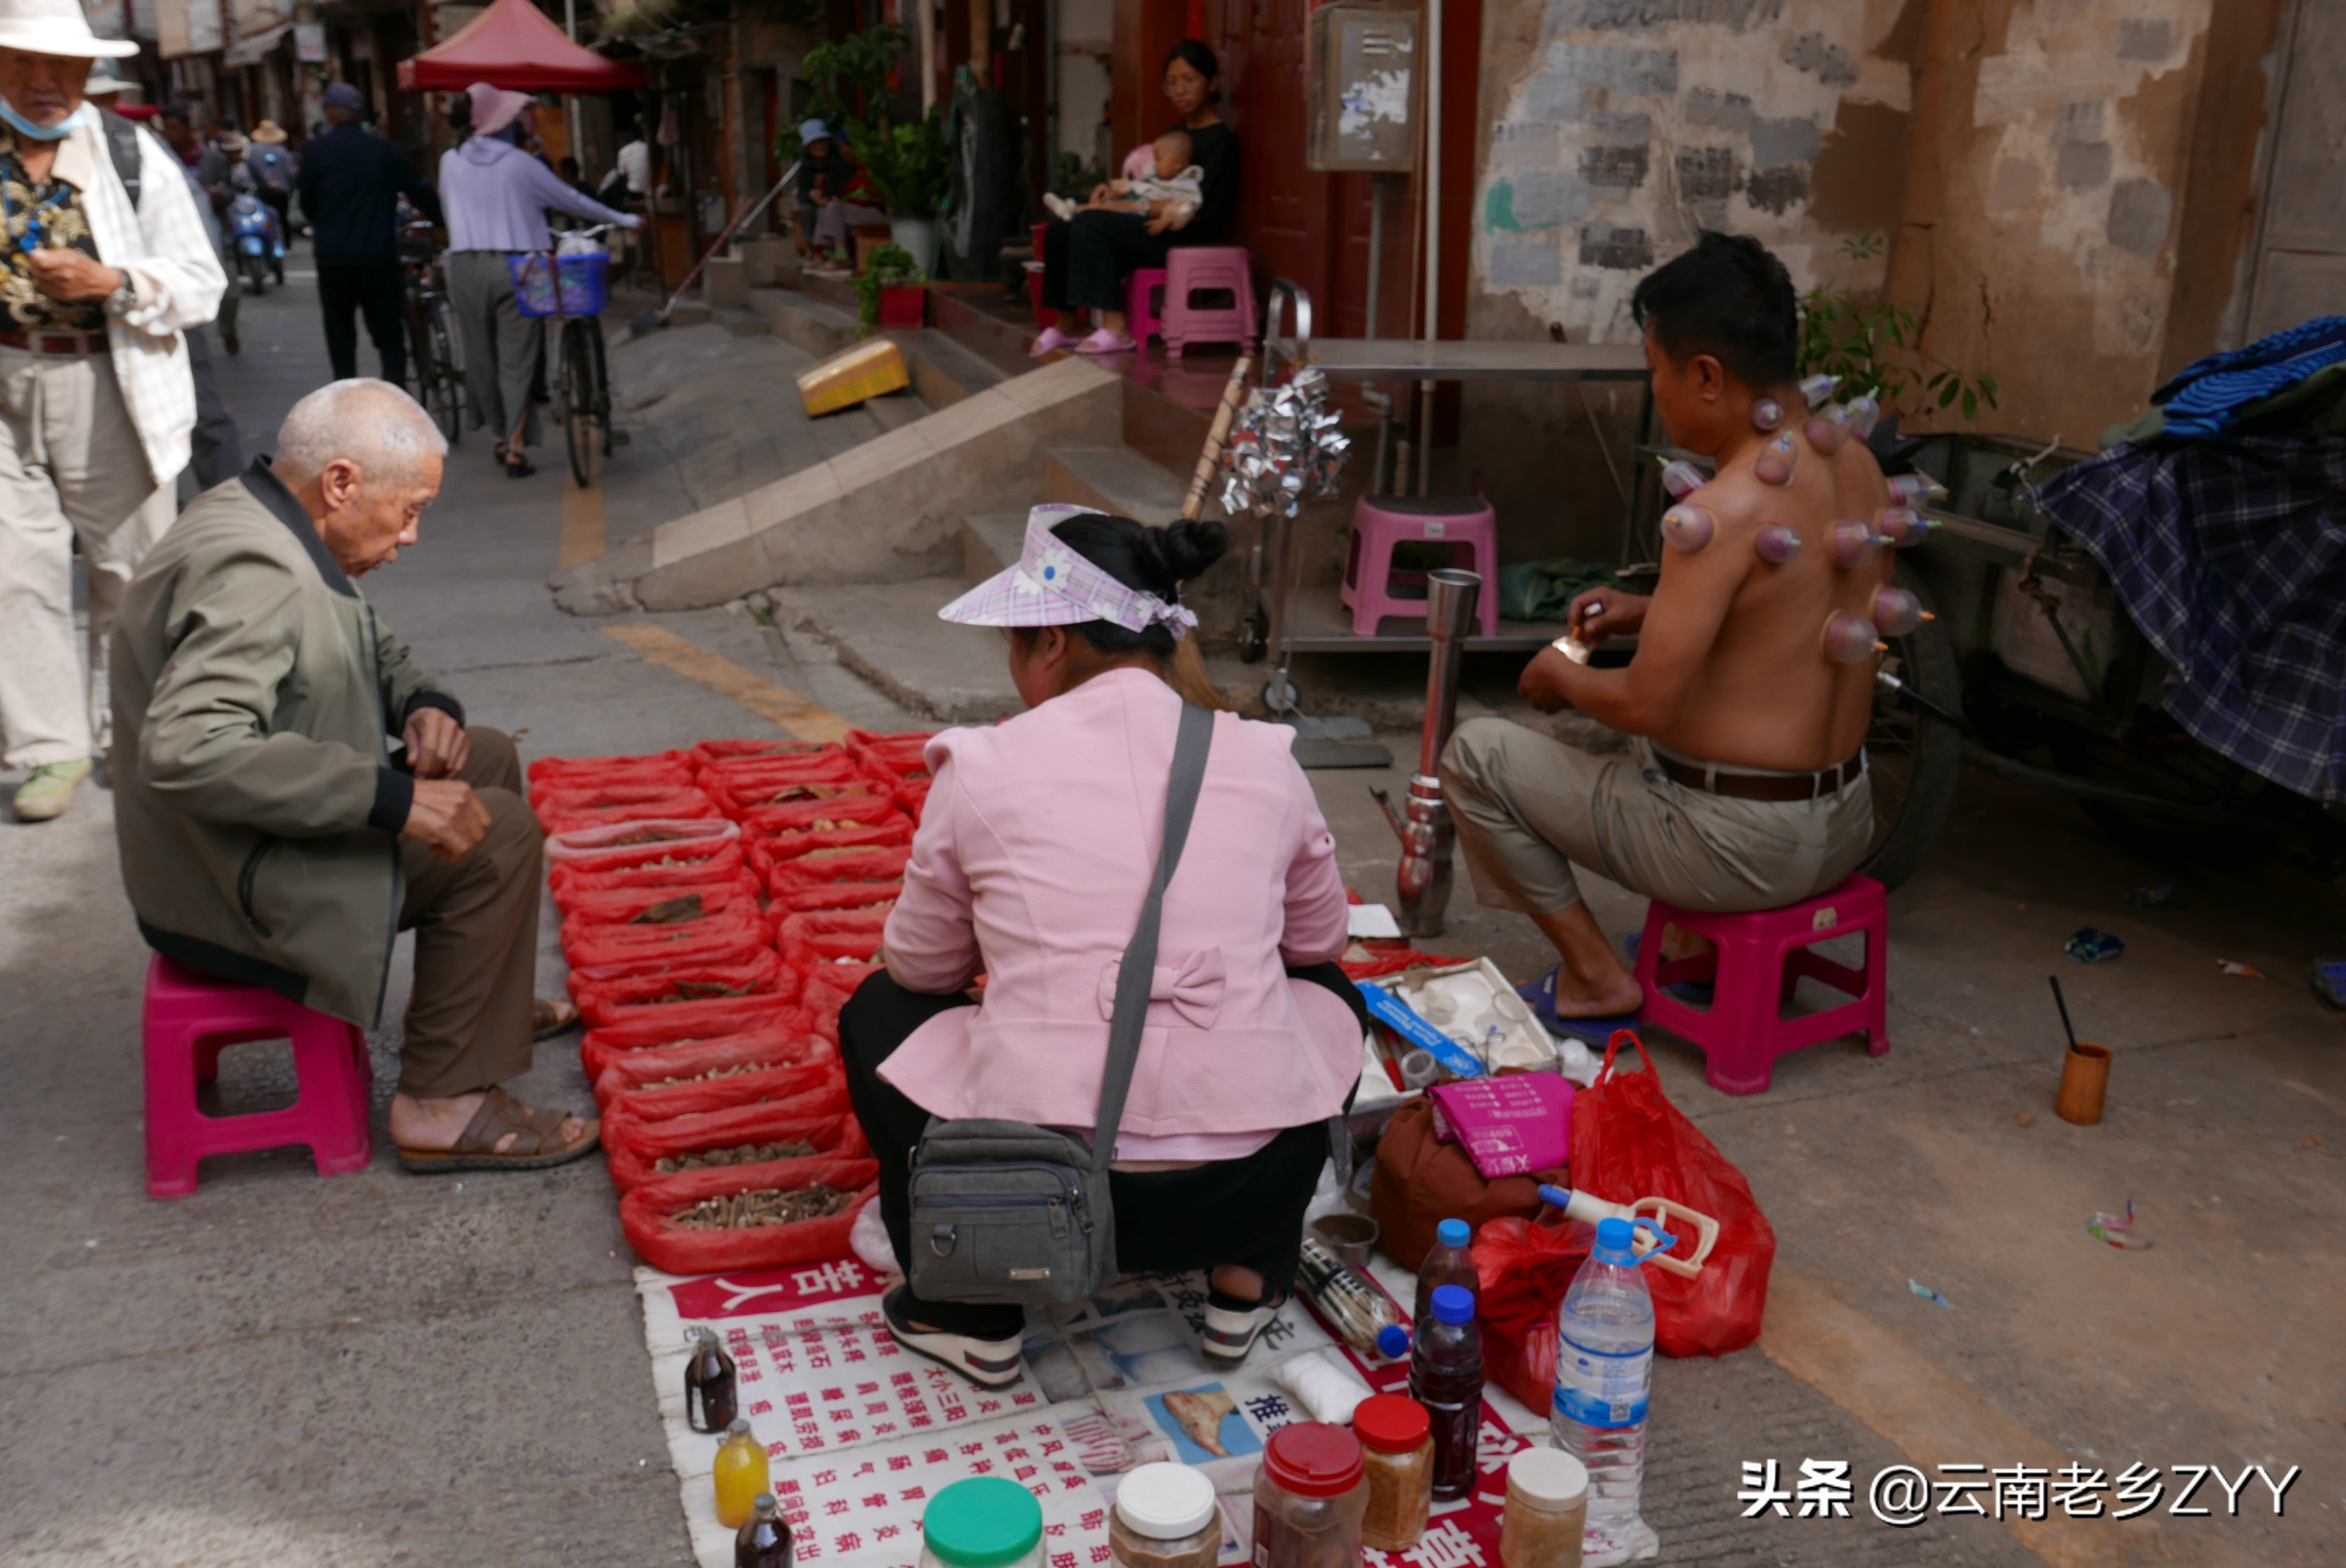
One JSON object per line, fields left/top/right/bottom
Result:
{"left": 796, "top": 337, "right": 909, "bottom": 416}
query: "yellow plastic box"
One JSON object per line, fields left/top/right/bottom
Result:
{"left": 797, "top": 337, "right": 910, "bottom": 416}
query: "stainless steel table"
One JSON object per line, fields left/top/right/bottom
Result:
{"left": 1245, "top": 281, "right": 1655, "bottom": 708}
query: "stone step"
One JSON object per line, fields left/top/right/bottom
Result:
{"left": 958, "top": 509, "right": 1028, "bottom": 584}
{"left": 892, "top": 328, "right": 1010, "bottom": 408}
{"left": 746, "top": 283, "right": 860, "bottom": 360}
{"left": 1043, "top": 445, "right": 1190, "bottom": 521}
{"left": 769, "top": 578, "right": 1022, "bottom": 725}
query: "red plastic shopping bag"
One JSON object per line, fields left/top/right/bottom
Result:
{"left": 1569, "top": 1029, "right": 1775, "bottom": 1357}
{"left": 1470, "top": 1216, "right": 1595, "bottom": 1411}
{"left": 620, "top": 1156, "right": 878, "bottom": 1274}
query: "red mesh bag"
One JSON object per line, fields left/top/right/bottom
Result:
{"left": 574, "top": 949, "right": 790, "bottom": 1026}
{"left": 537, "top": 792, "right": 723, "bottom": 836}
{"left": 845, "top": 729, "right": 936, "bottom": 780}
{"left": 532, "top": 776, "right": 711, "bottom": 814}
{"left": 568, "top": 926, "right": 774, "bottom": 985}
{"left": 769, "top": 882, "right": 902, "bottom": 918}
{"left": 597, "top": 1039, "right": 839, "bottom": 1116}
{"left": 692, "top": 738, "right": 844, "bottom": 766}
{"left": 706, "top": 774, "right": 888, "bottom": 818}
{"left": 745, "top": 820, "right": 913, "bottom": 881}
{"left": 549, "top": 840, "right": 747, "bottom": 897}
{"left": 766, "top": 845, "right": 912, "bottom": 892}
{"left": 554, "top": 876, "right": 762, "bottom": 928}
{"left": 527, "top": 751, "right": 694, "bottom": 791}
{"left": 606, "top": 1096, "right": 863, "bottom": 1191}
{"left": 578, "top": 975, "right": 806, "bottom": 1043}
{"left": 582, "top": 1007, "right": 813, "bottom": 1082}
{"left": 891, "top": 777, "right": 934, "bottom": 818}
{"left": 700, "top": 751, "right": 862, "bottom": 791}
{"left": 559, "top": 905, "right": 768, "bottom": 971}
{"left": 543, "top": 817, "right": 738, "bottom": 867}
{"left": 596, "top": 1031, "right": 844, "bottom": 1106}
{"left": 621, "top": 1157, "right": 878, "bottom": 1274}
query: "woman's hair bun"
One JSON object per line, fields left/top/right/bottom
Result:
{"left": 1138, "top": 519, "right": 1229, "bottom": 590}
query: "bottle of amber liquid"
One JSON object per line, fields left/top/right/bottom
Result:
{"left": 714, "top": 1419, "right": 771, "bottom": 1530}
{"left": 738, "top": 1491, "right": 792, "bottom": 1568}
{"left": 687, "top": 1327, "right": 739, "bottom": 1433}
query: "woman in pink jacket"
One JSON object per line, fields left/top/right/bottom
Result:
{"left": 841, "top": 506, "right": 1371, "bottom": 1386}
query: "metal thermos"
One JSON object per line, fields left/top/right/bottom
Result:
{"left": 1376, "top": 569, "right": 1481, "bottom": 937}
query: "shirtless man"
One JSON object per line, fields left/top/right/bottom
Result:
{"left": 1441, "top": 232, "right": 1890, "bottom": 1020}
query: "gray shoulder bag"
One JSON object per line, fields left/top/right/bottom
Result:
{"left": 905, "top": 700, "right": 1214, "bottom": 1308}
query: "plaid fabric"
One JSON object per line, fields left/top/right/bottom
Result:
{"left": 2034, "top": 435, "right": 2346, "bottom": 802}
{"left": 2154, "top": 316, "right": 2346, "bottom": 440}
{"left": 938, "top": 504, "right": 1199, "bottom": 637}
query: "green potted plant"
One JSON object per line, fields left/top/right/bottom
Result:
{"left": 852, "top": 242, "right": 925, "bottom": 335}
{"left": 1800, "top": 233, "right": 1999, "bottom": 421}
{"left": 775, "top": 23, "right": 909, "bottom": 163}
{"left": 846, "top": 107, "right": 949, "bottom": 278}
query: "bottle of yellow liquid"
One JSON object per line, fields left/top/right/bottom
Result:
{"left": 714, "top": 1418, "right": 770, "bottom": 1530}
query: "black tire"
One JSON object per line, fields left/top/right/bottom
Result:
{"left": 242, "top": 253, "right": 269, "bottom": 294}
{"left": 1858, "top": 559, "right": 1963, "bottom": 891}
{"left": 272, "top": 256, "right": 284, "bottom": 284}
{"left": 562, "top": 319, "right": 605, "bottom": 489}
{"left": 424, "top": 299, "right": 462, "bottom": 444}
{"left": 941, "top": 83, "right": 1019, "bottom": 284}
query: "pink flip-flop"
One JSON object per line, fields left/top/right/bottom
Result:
{"left": 1030, "top": 326, "right": 1077, "bottom": 356}
{"left": 1073, "top": 328, "right": 1137, "bottom": 355}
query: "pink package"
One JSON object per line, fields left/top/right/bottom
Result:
{"left": 1427, "top": 1074, "right": 1574, "bottom": 1179}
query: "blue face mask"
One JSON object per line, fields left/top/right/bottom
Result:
{"left": 0, "top": 98, "right": 88, "bottom": 142}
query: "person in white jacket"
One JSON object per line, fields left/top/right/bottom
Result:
{"left": 0, "top": 0, "right": 226, "bottom": 822}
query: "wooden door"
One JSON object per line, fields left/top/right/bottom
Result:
{"left": 2245, "top": 0, "right": 2346, "bottom": 340}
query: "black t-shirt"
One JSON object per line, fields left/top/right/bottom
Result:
{"left": 1181, "top": 120, "right": 1239, "bottom": 245}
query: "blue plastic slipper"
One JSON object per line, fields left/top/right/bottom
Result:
{"left": 1624, "top": 931, "right": 1714, "bottom": 1005}
{"left": 1515, "top": 965, "right": 1641, "bottom": 1048}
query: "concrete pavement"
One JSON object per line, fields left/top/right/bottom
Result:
{"left": 2, "top": 260, "right": 2340, "bottom": 1567}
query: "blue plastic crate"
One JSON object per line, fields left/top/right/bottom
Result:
{"left": 509, "top": 250, "right": 609, "bottom": 318}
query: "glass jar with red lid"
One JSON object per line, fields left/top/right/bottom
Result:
{"left": 1352, "top": 1394, "right": 1433, "bottom": 1552}
{"left": 1250, "top": 1423, "right": 1368, "bottom": 1568}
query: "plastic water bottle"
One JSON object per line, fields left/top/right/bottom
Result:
{"left": 1414, "top": 1217, "right": 1478, "bottom": 1325}
{"left": 1550, "top": 1217, "right": 1655, "bottom": 1560}
{"left": 1408, "top": 1283, "right": 1485, "bottom": 1501}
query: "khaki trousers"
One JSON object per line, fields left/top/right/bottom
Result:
{"left": 444, "top": 251, "right": 542, "bottom": 447}
{"left": 1439, "top": 717, "right": 1876, "bottom": 917}
{"left": 0, "top": 346, "right": 173, "bottom": 769}
{"left": 395, "top": 726, "right": 545, "bottom": 1099}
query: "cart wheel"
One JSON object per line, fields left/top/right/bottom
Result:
{"left": 1261, "top": 677, "right": 1299, "bottom": 715}
{"left": 1859, "top": 559, "right": 1963, "bottom": 891}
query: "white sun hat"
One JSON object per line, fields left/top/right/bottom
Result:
{"left": 0, "top": 0, "right": 141, "bottom": 57}
{"left": 937, "top": 504, "right": 1199, "bottom": 639}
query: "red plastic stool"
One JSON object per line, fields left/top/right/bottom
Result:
{"left": 1340, "top": 495, "right": 1501, "bottom": 637}
{"left": 1126, "top": 266, "right": 1168, "bottom": 347}
{"left": 1160, "top": 246, "right": 1256, "bottom": 359}
{"left": 1632, "top": 874, "right": 1890, "bottom": 1095}
{"left": 141, "top": 953, "right": 374, "bottom": 1197}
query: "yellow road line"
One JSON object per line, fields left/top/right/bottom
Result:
{"left": 558, "top": 473, "right": 606, "bottom": 569}
{"left": 1763, "top": 1269, "right": 2119, "bottom": 1567}
{"left": 599, "top": 623, "right": 854, "bottom": 743}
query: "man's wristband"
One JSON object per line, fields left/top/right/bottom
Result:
{"left": 369, "top": 768, "right": 415, "bottom": 835}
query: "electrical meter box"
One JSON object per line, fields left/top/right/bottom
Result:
{"left": 1306, "top": 3, "right": 1419, "bottom": 172}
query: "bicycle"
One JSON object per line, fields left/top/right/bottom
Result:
{"left": 513, "top": 225, "right": 622, "bottom": 488}
{"left": 396, "top": 212, "right": 465, "bottom": 444}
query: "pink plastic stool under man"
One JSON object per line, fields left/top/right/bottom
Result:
{"left": 1159, "top": 247, "right": 1256, "bottom": 359}
{"left": 1632, "top": 873, "right": 1890, "bottom": 1095}
{"left": 1342, "top": 495, "right": 1502, "bottom": 638}
{"left": 142, "top": 953, "right": 374, "bottom": 1197}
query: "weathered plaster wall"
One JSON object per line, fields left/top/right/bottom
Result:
{"left": 1456, "top": 0, "right": 2276, "bottom": 559}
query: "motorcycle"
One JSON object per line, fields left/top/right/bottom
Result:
{"left": 226, "top": 191, "right": 284, "bottom": 294}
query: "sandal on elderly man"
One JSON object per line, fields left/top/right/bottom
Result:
{"left": 395, "top": 1085, "right": 599, "bottom": 1173}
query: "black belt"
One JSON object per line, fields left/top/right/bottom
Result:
{"left": 0, "top": 328, "right": 109, "bottom": 355}
{"left": 1658, "top": 749, "right": 1866, "bottom": 802}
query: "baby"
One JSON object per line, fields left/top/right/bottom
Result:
{"left": 1044, "top": 129, "right": 1204, "bottom": 232}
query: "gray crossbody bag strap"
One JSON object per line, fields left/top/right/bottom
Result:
{"left": 1088, "top": 698, "right": 1215, "bottom": 1173}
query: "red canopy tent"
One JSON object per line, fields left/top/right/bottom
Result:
{"left": 397, "top": 0, "right": 645, "bottom": 92}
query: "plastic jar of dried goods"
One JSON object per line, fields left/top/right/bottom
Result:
{"left": 1500, "top": 1447, "right": 1588, "bottom": 1568}
{"left": 1353, "top": 1394, "right": 1433, "bottom": 1553}
{"left": 1250, "top": 1423, "right": 1368, "bottom": 1568}
{"left": 1108, "top": 1462, "right": 1220, "bottom": 1568}
{"left": 921, "top": 1477, "right": 1044, "bottom": 1568}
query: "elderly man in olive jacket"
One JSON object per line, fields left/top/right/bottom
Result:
{"left": 110, "top": 379, "right": 595, "bottom": 1173}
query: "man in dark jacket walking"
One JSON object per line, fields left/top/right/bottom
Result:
{"left": 296, "top": 82, "right": 440, "bottom": 387}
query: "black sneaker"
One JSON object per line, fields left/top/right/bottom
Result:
{"left": 880, "top": 1286, "right": 1025, "bottom": 1388}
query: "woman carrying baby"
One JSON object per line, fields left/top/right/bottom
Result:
{"left": 839, "top": 508, "right": 1369, "bottom": 1385}
{"left": 1031, "top": 40, "right": 1239, "bottom": 355}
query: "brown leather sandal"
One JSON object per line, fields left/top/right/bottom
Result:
{"left": 396, "top": 1086, "right": 600, "bottom": 1174}
{"left": 532, "top": 996, "right": 580, "bottom": 1040}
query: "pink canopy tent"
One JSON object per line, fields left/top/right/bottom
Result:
{"left": 398, "top": 0, "right": 646, "bottom": 93}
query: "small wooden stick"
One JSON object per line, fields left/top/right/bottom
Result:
{"left": 1183, "top": 356, "right": 1252, "bottom": 521}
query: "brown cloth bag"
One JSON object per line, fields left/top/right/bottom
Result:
{"left": 1370, "top": 1096, "right": 1568, "bottom": 1272}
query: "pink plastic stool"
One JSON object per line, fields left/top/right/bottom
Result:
{"left": 1340, "top": 495, "right": 1501, "bottom": 638}
{"left": 1633, "top": 874, "right": 1890, "bottom": 1095}
{"left": 1160, "top": 247, "right": 1256, "bottom": 359}
{"left": 142, "top": 953, "right": 373, "bottom": 1197}
{"left": 1126, "top": 267, "right": 1167, "bottom": 347}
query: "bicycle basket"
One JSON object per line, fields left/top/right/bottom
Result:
{"left": 509, "top": 250, "right": 609, "bottom": 319}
